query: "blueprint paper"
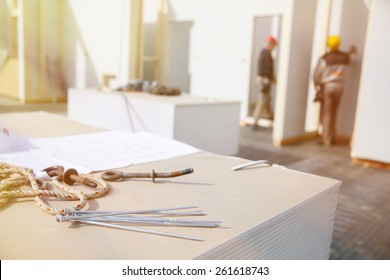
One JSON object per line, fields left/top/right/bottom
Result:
{"left": 2, "top": 130, "right": 199, "bottom": 173}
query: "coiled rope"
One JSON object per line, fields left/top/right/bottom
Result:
{"left": 0, "top": 162, "right": 109, "bottom": 215}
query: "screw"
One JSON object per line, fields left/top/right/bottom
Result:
{"left": 62, "top": 205, "right": 200, "bottom": 217}
{"left": 74, "top": 220, "right": 205, "bottom": 241}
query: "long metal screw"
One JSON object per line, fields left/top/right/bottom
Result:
{"left": 75, "top": 220, "right": 205, "bottom": 241}
{"left": 57, "top": 214, "right": 221, "bottom": 227}
{"left": 63, "top": 205, "right": 200, "bottom": 216}
{"left": 56, "top": 205, "right": 222, "bottom": 241}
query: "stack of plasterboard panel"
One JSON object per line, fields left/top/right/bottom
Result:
{"left": 196, "top": 180, "right": 340, "bottom": 260}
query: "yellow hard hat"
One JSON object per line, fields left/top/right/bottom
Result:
{"left": 327, "top": 35, "right": 340, "bottom": 51}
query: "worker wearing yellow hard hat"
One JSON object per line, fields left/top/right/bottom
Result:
{"left": 327, "top": 35, "right": 341, "bottom": 51}
{"left": 313, "top": 35, "right": 357, "bottom": 146}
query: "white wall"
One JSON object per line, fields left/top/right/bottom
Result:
{"left": 273, "top": 0, "right": 317, "bottom": 144}
{"left": 337, "top": 0, "right": 368, "bottom": 137}
{"left": 188, "top": 0, "right": 285, "bottom": 119}
{"left": 167, "top": 0, "right": 197, "bottom": 21}
{"left": 63, "top": 0, "right": 130, "bottom": 89}
{"left": 305, "top": 0, "right": 331, "bottom": 132}
{"left": 351, "top": 0, "right": 390, "bottom": 163}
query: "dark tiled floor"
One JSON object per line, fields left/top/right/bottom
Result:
{"left": 237, "top": 125, "right": 390, "bottom": 260}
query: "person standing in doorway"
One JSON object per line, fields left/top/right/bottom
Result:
{"left": 313, "top": 35, "right": 356, "bottom": 146}
{"left": 252, "top": 35, "right": 277, "bottom": 130}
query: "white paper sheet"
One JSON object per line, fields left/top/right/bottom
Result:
{"left": 3, "top": 150, "right": 91, "bottom": 175}
{"left": 0, "top": 125, "right": 34, "bottom": 154}
{"left": 1, "top": 131, "right": 199, "bottom": 173}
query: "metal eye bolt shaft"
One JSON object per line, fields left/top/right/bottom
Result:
{"left": 101, "top": 168, "right": 194, "bottom": 182}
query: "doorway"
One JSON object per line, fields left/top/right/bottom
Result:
{"left": 140, "top": 3, "right": 193, "bottom": 94}
{"left": 304, "top": 0, "right": 369, "bottom": 144}
{"left": 247, "top": 15, "right": 281, "bottom": 127}
{"left": 164, "top": 21, "right": 193, "bottom": 93}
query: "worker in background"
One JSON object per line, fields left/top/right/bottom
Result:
{"left": 252, "top": 35, "right": 277, "bottom": 130}
{"left": 313, "top": 35, "right": 356, "bottom": 146}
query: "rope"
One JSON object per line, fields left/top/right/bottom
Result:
{"left": 0, "top": 162, "right": 109, "bottom": 215}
